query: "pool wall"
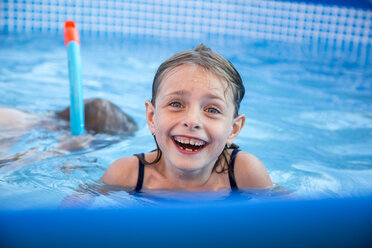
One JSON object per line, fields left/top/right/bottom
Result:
{"left": 1, "top": 1, "right": 372, "bottom": 247}
{"left": 1, "top": 196, "right": 371, "bottom": 248}
{"left": 1, "top": 0, "right": 371, "bottom": 45}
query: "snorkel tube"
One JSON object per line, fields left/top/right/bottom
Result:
{"left": 64, "top": 21, "right": 85, "bottom": 135}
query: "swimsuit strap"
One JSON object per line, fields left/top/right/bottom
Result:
{"left": 133, "top": 150, "right": 240, "bottom": 191}
{"left": 133, "top": 153, "right": 145, "bottom": 192}
{"left": 228, "top": 148, "right": 240, "bottom": 190}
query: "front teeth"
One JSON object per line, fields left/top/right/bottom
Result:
{"left": 174, "top": 136, "right": 205, "bottom": 146}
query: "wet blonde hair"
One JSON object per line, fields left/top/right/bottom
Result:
{"left": 152, "top": 44, "right": 245, "bottom": 117}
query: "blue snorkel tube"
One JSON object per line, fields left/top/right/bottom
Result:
{"left": 64, "top": 21, "right": 85, "bottom": 135}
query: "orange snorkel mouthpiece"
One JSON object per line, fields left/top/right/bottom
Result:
{"left": 64, "top": 20, "right": 80, "bottom": 46}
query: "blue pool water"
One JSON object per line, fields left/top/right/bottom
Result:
{"left": 0, "top": 33, "right": 371, "bottom": 209}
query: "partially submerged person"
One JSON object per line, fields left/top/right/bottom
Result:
{"left": 0, "top": 98, "right": 137, "bottom": 156}
{"left": 101, "top": 45, "right": 273, "bottom": 191}
{"left": 0, "top": 98, "right": 137, "bottom": 136}
{"left": 56, "top": 98, "right": 137, "bottom": 135}
{"left": 0, "top": 107, "right": 40, "bottom": 139}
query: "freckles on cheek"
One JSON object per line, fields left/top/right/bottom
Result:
{"left": 154, "top": 113, "right": 169, "bottom": 131}
{"left": 210, "top": 123, "right": 230, "bottom": 140}
{"left": 154, "top": 115, "right": 163, "bottom": 129}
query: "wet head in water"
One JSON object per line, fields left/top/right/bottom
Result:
{"left": 56, "top": 98, "right": 138, "bottom": 135}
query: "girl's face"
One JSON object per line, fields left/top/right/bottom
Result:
{"left": 146, "top": 64, "right": 245, "bottom": 174}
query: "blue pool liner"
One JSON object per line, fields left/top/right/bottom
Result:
{"left": 0, "top": 196, "right": 371, "bottom": 248}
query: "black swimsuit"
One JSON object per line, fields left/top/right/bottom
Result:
{"left": 133, "top": 148, "right": 240, "bottom": 191}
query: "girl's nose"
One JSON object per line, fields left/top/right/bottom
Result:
{"left": 182, "top": 107, "right": 201, "bottom": 130}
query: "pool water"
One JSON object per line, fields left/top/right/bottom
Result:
{"left": 0, "top": 33, "right": 371, "bottom": 209}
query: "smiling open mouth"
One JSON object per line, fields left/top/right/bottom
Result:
{"left": 173, "top": 136, "right": 206, "bottom": 152}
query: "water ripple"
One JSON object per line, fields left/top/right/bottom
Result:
{"left": 286, "top": 111, "right": 372, "bottom": 131}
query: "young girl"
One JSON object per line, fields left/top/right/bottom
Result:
{"left": 101, "top": 44, "right": 272, "bottom": 191}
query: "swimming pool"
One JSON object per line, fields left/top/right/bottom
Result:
{"left": 0, "top": 31, "right": 371, "bottom": 209}
{"left": 0, "top": 31, "right": 371, "bottom": 244}
{"left": 1, "top": 0, "right": 372, "bottom": 246}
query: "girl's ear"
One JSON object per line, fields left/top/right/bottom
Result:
{"left": 227, "top": 114, "right": 245, "bottom": 145}
{"left": 145, "top": 100, "right": 156, "bottom": 134}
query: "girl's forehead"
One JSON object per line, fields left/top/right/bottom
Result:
{"left": 158, "top": 64, "right": 230, "bottom": 96}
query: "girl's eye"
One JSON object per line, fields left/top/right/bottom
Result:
{"left": 169, "top": 102, "right": 183, "bottom": 108}
{"left": 205, "top": 107, "right": 221, "bottom": 114}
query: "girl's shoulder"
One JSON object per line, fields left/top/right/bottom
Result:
{"left": 233, "top": 150, "right": 273, "bottom": 188}
{"left": 100, "top": 155, "right": 140, "bottom": 187}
